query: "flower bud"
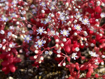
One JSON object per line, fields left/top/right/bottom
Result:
{"left": 95, "top": 74, "right": 99, "bottom": 78}
{"left": 9, "top": 64, "right": 16, "bottom": 72}
{"left": 86, "top": 71, "right": 92, "bottom": 78}
{"left": 95, "top": 6, "right": 102, "bottom": 13}
{"left": 2, "top": 66, "right": 7, "bottom": 72}
{"left": 1, "top": 61, "right": 9, "bottom": 66}
{"left": 64, "top": 45, "right": 71, "bottom": 53}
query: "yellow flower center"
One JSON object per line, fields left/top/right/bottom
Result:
{"left": 39, "top": 29, "right": 43, "bottom": 33}
{"left": 38, "top": 41, "right": 42, "bottom": 46}
{"left": 63, "top": 31, "right": 67, "bottom": 35}
{"left": 26, "top": 37, "right": 30, "bottom": 40}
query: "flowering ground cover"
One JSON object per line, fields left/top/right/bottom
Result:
{"left": 0, "top": 0, "right": 105, "bottom": 79}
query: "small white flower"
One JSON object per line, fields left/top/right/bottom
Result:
{"left": 49, "top": 6, "right": 55, "bottom": 10}
{"left": 74, "top": 24, "right": 82, "bottom": 31}
{"left": 11, "top": 13, "right": 17, "bottom": 18}
{"left": 24, "top": 35, "right": 32, "bottom": 43}
{"left": 89, "top": 51, "right": 99, "bottom": 57}
{"left": 40, "top": 2, "right": 46, "bottom": 7}
{"left": 95, "top": 59, "right": 99, "bottom": 65}
{"left": 1, "top": 15, "right": 8, "bottom": 22}
{"left": 71, "top": 53, "right": 78, "bottom": 60}
{"left": 35, "top": 40, "right": 44, "bottom": 48}
{"left": 75, "top": 13, "right": 82, "bottom": 19}
{"left": 100, "top": 12, "right": 105, "bottom": 18}
{"left": 12, "top": 0, "right": 18, "bottom": 4}
{"left": 36, "top": 27, "right": 45, "bottom": 35}
{"left": 61, "top": 29, "right": 70, "bottom": 36}
{"left": 102, "top": 55, "right": 105, "bottom": 58}
{"left": 82, "top": 18, "right": 89, "bottom": 25}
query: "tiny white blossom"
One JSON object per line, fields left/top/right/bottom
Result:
{"left": 11, "top": 13, "right": 17, "bottom": 18}
{"left": 82, "top": 18, "right": 89, "bottom": 25}
{"left": 89, "top": 51, "right": 99, "bottom": 57}
{"left": 61, "top": 29, "right": 70, "bottom": 36}
{"left": 12, "top": 0, "right": 18, "bottom": 4}
{"left": 71, "top": 53, "right": 78, "bottom": 60}
{"left": 35, "top": 40, "right": 44, "bottom": 48}
{"left": 75, "top": 13, "right": 82, "bottom": 19}
{"left": 100, "top": 12, "right": 105, "bottom": 18}
{"left": 74, "top": 24, "right": 82, "bottom": 31}
{"left": 95, "top": 59, "right": 99, "bottom": 65}
{"left": 36, "top": 27, "right": 45, "bottom": 35}
{"left": 102, "top": 55, "right": 105, "bottom": 58}
{"left": 40, "top": 2, "right": 46, "bottom": 7}
{"left": 49, "top": 6, "right": 55, "bottom": 10}
{"left": 1, "top": 15, "right": 8, "bottom": 22}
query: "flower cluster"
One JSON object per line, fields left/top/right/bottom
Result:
{"left": 0, "top": 0, "right": 105, "bottom": 78}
